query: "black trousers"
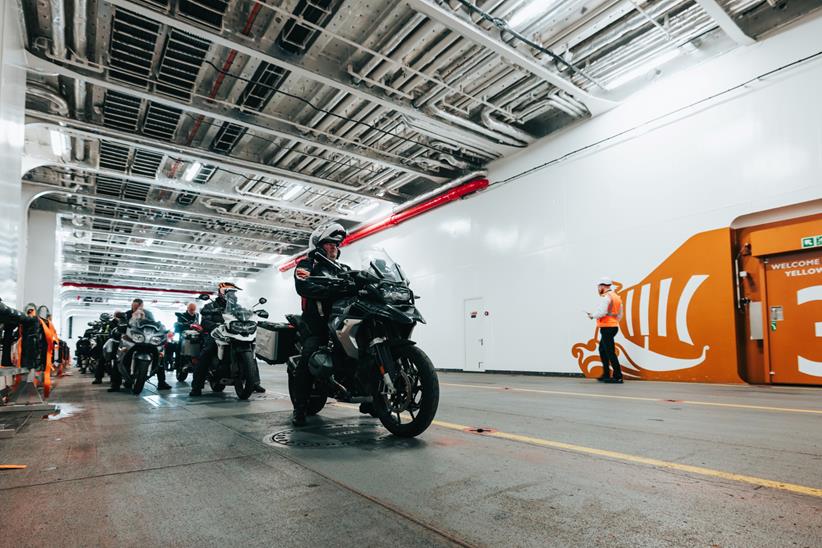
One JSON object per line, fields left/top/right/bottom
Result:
{"left": 598, "top": 326, "right": 622, "bottom": 379}
{"left": 192, "top": 335, "right": 217, "bottom": 390}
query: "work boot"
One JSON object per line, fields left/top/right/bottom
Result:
{"left": 189, "top": 387, "right": 202, "bottom": 397}
{"left": 91, "top": 379, "right": 102, "bottom": 385}
{"left": 157, "top": 382, "right": 172, "bottom": 390}
{"left": 604, "top": 377, "right": 624, "bottom": 384}
{"left": 596, "top": 376, "right": 610, "bottom": 382}
{"left": 291, "top": 408, "right": 307, "bottom": 427}
{"left": 253, "top": 385, "right": 266, "bottom": 393}
{"left": 107, "top": 386, "right": 120, "bottom": 393}
{"left": 359, "top": 402, "right": 378, "bottom": 417}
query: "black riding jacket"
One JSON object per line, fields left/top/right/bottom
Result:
{"left": 294, "top": 253, "right": 355, "bottom": 334}
{"left": 201, "top": 297, "right": 226, "bottom": 334}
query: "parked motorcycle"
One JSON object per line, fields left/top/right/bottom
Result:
{"left": 115, "top": 314, "right": 168, "bottom": 395}
{"left": 286, "top": 249, "right": 439, "bottom": 438}
{"left": 173, "top": 312, "right": 199, "bottom": 382}
{"left": 198, "top": 292, "right": 269, "bottom": 400}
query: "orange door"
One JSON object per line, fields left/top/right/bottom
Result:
{"left": 765, "top": 248, "right": 822, "bottom": 385}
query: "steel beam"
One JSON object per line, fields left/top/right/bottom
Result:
{"left": 25, "top": 180, "right": 311, "bottom": 240}
{"left": 104, "top": 0, "right": 514, "bottom": 155}
{"left": 25, "top": 53, "right": 448, "bottom": 179}
{"left": 62, "top": 240, "right": 274, "bottom": 266}
{"left": 61, "top": 253, "right": 260, "bottom": 275}
{"left": 405, "top": 0, "right": 619, "bottom": 116}
{"left": 692, "top": 0, "right": 756, "bottom": 46}
{"left": 27, "top": 113, "right": 390, "bottom": 213}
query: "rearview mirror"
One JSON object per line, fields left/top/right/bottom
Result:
{"left": 258, "top": 297, "right": 267, "bottom": 305}
{"left": 256, "top": 310, "right": 269, "bottom": 319}
{"left": 87, "top": 321, "right": 94, "bottom": 326}
{"left": 198, "top": 293, "right": 211, "bottom": 301}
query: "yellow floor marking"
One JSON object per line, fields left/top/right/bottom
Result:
{"left": 431, "top": 420, "right": 822, "bottom": 498}
{"left": 440, "top": 382, "right": 822, "bottom": 415}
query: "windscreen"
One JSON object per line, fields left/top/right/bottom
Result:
{"left": 359, "top": 248, "right": 406, "bottom": 283}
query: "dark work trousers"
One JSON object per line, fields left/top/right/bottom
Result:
{"left": 293, "top": 333, "right": 326, "bottom": 411}
{"left": 1, "top": 324, "right": 13, "bottom": 367}
{"left": 598, "top": 326, "right": 622, "bottom": 379}
{"left": 192, "top": 334, "right": 217, "bottom": 390}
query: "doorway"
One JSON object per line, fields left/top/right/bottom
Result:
{"left": 764, "top": 248, "right": 822, "bottom": 384}
{"left": 464, "top": 298, "right": 486, "bottom": 372}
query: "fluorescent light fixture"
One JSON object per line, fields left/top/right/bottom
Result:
{"left": 508, "top": 0, "right": 559, "bottom": 28}
{"left": 182, "top": 161, "right": 203, "bottom": 182}
{"left": 281, "top": 184, "right": 304, "bottom": 201}
{"left": 49, "top": 129, "right": 69, "bottom": 157}
{"left": 605, "top": 49, "right": 681, "bottom": 90}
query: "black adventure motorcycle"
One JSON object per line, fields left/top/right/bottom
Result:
{"left": 286, "top": 249, "right": 439, "bottom": 438}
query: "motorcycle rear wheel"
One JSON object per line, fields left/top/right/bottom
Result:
{"left": 176, "top": 360, "right": 189, "bottom": 382}
{"left": 376, "top": 346, "right": 439, "bottom": 438}
{"left": 234, "top": 352, "right": 256, "bottom": 400}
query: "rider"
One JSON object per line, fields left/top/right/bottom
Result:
{"left": 188, "top": 284, "right": 265, "bottom": 397}
{"left": 170, "top": 302, "right": 198, "bottom": 371}
{"left": 109, "top": 299, "right": 172, "bottom": 392}
{"left": 291, "top": 222, "right": 358, "bottom": 426}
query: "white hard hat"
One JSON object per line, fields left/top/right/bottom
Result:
{"left": 598, "top": 277, "right": 612, "bottom": 286}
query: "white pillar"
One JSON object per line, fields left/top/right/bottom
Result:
{"left": 22, "top": 209, "right": 58, "bottom": 313}
{"left": 0, "top": 1, "right": 25, "bottom": 308}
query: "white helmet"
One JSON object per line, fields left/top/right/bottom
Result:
{"left": 597, "top": 277, "right": 612, "bottom": 286}
{"left": 308, "top": 222, "right": 347, "bottom": 257}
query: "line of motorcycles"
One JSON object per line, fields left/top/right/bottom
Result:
{"left": 75, "top": 293, "right": 271, "bottom": 400}
{"left": 74, "top": 249, "right": 440, "bottom": 438}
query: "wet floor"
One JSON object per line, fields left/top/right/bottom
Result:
{"left": 1, "top": 367, "right": 820, "bottom": 547}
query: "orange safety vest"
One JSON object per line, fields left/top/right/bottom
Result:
{"left": 596, "top": 290, "right": 622, "bottom": 328}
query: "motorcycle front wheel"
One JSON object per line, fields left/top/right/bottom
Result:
{"left": 132, "top": 360, "right": 150, "bottom": 395}
{"left": 234, "top": 352, "right": 256, "bottom": 400}
{"left": 376, "top": 345, "right": 439, "bottom": 438}
{"left": 176, "top": 358, "right": 189, "bottom": 382}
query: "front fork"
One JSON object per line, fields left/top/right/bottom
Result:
{"left": 370, "top": 338, "right": 398, "bottom": 395}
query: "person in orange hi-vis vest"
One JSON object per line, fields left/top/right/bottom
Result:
{"left": 35, "top": 306, "right": 58, "bottom": 398}
{"left": 587, "top": 277, "right": 624, "bottom": 384}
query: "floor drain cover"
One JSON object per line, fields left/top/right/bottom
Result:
{"left": 264, "top": 423, "right": 392, "bottom": 448}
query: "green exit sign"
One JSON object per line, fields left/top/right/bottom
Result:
{"left": 801, "top": 235, "right": 822, "bottom": 249}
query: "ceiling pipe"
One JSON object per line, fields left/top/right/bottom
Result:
{"left": 480, "top": 107, "right": 534, "bottom": 146}
{"left": 26, "top": 85, "right": 69, "bottom": 116}
{"left": 49, "top": 0, "right": 67, "bottom": 60}
{"left": 278, "top": 172, "right": 489, "bottom": 272}
{"left": 61, "top": 282, "right": 213, "bottom": 295}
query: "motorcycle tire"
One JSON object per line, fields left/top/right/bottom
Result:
{"left": 233, "top": 352, "right": 256, "bottom": 400}
{"left": 209, "top": 380, "right": 225, "bottom": 393}
{"left": 287, "top": 371, "right": 327, "bottom": 415}
{"left": 376, "top": 345, "right": 439, "bottom": 438}
{"left": 132, "top": 362, "right": 149, "bottom": 395}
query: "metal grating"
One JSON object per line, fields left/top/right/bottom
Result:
{"left": 102, "top": 92, "right": 142, "bottom": 132}
{"left": 178, "top": 0, "right": 229, "bottom": 31}
{"left": 155, "top": 30, "right": 211, "bottom": 101}
{"left": 99, "top": 142, "right": 131, "bottom": 173}
{"left": 94, "top": 175, "right": 151, "bottom": 202}
{"left": 131, "top": 149, "right": 165, "bottom": 177}
{"left": 108, "top": 9, "right": 160, "bottom": 89}
{"left": 192, "top": 164, "right": 217, "bottom": 185}
{"left": 142, "top": 102, "right": 182, "bottom": 141}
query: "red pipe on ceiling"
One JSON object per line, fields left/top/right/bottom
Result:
{"left": 278, "top": 177, "right": 490, "bottom": 272}
{"left": 62, "top": 282, "right": 213, "bottom": 295}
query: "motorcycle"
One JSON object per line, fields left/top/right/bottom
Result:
{"left": 75, "top": 333, "right": 93, "bottom": 373}
{"left": 286, "top": 249, "right": 439, "bottom": 438}
{"left": 115, "top": 314, "right": 168, "bottom": 395}
{"left": 173, "top": 312, "right": 199, "bottom": 382}
{"left": 198, "top": 291, "right": 269, "bottom": 400}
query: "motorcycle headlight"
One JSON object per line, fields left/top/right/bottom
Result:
{"left": 150, "top": 335, "right": 164, "bottom": 346}
{"left": 130, "top": 332, "right": 145, "bottom": 343}
{"left": 228, "top": 320, "right": 257, "bottom": 335}
{"left": 380, "top": 286, "right": 412, "bottom": 304}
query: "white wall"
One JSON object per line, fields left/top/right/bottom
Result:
{"left": 0, "top": 1, "right": 25, "bottom": 307}
{"left": 247, "top": 15, "right": 822, "bottom": 373}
